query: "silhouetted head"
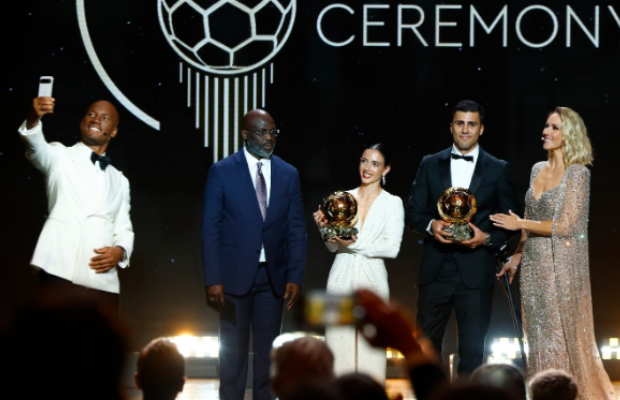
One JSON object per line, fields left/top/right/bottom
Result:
{"left": 528, "top": 368, "right": 578, "bottom": 400}
{"left": 471, "top": 363, "right": 526, "bottom": 400}
{"left": 271, "top": 336, "right": 335, "bottom": 399}
{"left": 135, "top": 338, "right": 185, "bottom": 400}
{"left": 0, "top": 293, "right": 127, "bottom": 400}
{"left": 432, "top": 381, "right": 519, "bottom": 400}
{"left": 333, "top": 372, "right": 388, "bottom": 400}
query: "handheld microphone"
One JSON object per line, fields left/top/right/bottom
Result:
{"left": 495, "top": 242, "right": 510, "bottom": 263}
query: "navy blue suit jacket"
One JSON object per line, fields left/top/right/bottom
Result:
{"left": 202, "top": 149, "right": 307, "bottom": 296}
{"left": 406, "top": 147, "right": 521, "bottom": 289}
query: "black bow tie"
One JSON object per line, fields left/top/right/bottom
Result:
{"left": 90, "top": 152, "right": 111, "bottom": 170}
{"left": 451, "top": 153, "right": 474, "bottom": 162}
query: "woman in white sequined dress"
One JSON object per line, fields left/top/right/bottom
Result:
{"left": 492, "top": 107, "right": 616, "bottom": 399}
{"left": 312, "top": 143, "right": 405, "bottom": 384}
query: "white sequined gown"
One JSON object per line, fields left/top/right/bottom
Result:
{"left": 521, "top": 162, "right": 616, "bottom": 399}
{"left": 324, "top": 188, "right": 405, "bottom": 384}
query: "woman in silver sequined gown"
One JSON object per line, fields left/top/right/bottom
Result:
{"left": 312, "top": 144, "right": 405, "bottom": 384}
{"left": 492, "top": 107, "right": 616, "bottom": 400}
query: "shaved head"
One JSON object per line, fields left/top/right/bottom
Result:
{"left": 243, "top": 109, "right": 274, "bottom": 130}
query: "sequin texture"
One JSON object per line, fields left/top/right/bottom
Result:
{"left": 521, "top": 162, "right": 616, "bottom": 400}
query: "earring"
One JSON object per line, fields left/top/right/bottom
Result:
{"left": 382, "top": 175, "right": 386, "bottom": 185}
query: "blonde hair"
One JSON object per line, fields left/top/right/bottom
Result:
{"left": 548, "top": 107, "right": 593, "bottom": 166}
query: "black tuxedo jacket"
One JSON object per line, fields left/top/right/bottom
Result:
{"left": 406, "top": 147, "right": 521, "bottom": 289}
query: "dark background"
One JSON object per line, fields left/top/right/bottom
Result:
{"left": 2, "top": 0, "right": 620, "bottom": 371}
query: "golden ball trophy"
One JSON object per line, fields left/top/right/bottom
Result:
{"left": 319, "top": 191, "right": 359, "bottom": 240}
{"left": 437, "top": 187, "right": 477, "bottom": 241}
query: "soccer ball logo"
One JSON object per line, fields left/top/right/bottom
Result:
{"left": 158, "top": 0, "right": 296, "bottom": 75}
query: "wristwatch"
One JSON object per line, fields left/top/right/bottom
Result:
{"left": 483, "top": 233, "right": 492, "bottom": 247}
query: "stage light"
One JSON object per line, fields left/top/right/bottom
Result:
{"left": 166, "top": 335, "right": 219, "bottom": 358}
{"left": 272, "top": 332, "right": 325, "bottom": 349}
{"left": 386, "top": 348, "right": 404, "bottom": 359}
{"left": 491, "top": 337, "right": 525, "bottom": 360}
{"left": 601, "top": 338, "right": 620, "bottom": 360}
{"left": 271, "top": 333, "right": 404, "bottom": 359}
{"left": 165, "top": 333, "right": 408, "bottom": 359}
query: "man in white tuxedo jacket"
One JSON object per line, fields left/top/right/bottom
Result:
{"left": 18, "top": 96, "right": 134, "bottom": 315}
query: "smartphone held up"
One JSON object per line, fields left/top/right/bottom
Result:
{"left": 38, "top": 76, "right": 54, "bottom": 97}
{"left": 303, "top": 290, "right": 366, "bottom": 327}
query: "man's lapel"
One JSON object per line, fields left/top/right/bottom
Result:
{"left": 67, "top": 144, "right": 101, "bottom": 213}
{"left": 438, "top": 148, "right": 452, "bottom": 190}
{"left": 91, "top": 168, "right": 121, "bottom": 214}
{"left": 468, "top": 147, "right": 487, "bottom": 194}
{"left": 265, "top": 156, "right": 281, "bottom": 223}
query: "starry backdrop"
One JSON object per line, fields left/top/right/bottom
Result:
{"left": 2, "top": 0, "right": 620, "bottom": 372}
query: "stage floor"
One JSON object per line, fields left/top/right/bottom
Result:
{"left": 122, "top": 378, "right": 620, "bottom": 400}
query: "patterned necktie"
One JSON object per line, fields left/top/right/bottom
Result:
{"left": 256, "top": 162, "right": 267, "bottom": 220}
{"left": 90, "top": 152, "right": 111, "bottom": 170}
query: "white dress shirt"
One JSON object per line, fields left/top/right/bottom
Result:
{"left": 243, "top": 147, "right": 271, "bottom": 262}
{"left": 450, "top": 144, "right": 479, "bottom": 189}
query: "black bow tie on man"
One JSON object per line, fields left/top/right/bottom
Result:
{"left": 451, "top": 153, "right": 474, "bottom": 162}
{"left": 91, "top": 152, "right": 111, "bottom": 170}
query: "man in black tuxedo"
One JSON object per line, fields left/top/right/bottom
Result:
{"left": 406, "top": 100, "right": 520, "bottom": 375}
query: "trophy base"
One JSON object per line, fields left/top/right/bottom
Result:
{"left": 442, "top": 223, "right": 473, "bottom": 242}
{"left": 320, "top": 226, "right": 359, "bottom": 241}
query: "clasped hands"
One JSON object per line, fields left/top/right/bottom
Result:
{"left": 312, "top": 205, "right": 357, "bottom": 247}
{"left": 431, "top": 219, "right": 486, "bottom": 249}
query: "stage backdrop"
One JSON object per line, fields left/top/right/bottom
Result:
{"left": 2, "top": 0, "right": 620, "bottom": 370}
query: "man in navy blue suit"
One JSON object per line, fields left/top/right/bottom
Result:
{"left": 202, "top": 109, "right": 307, "bottom": 400}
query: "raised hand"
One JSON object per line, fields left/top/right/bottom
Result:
{"left": 490, "top": 210, "right": 523, "bottom": 231}
{"left": 27, "top": 97, "right": 55, "bottom": 129}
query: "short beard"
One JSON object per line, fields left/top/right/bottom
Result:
{"left": 246, "top": 140, "right": 274, "bottom": 159}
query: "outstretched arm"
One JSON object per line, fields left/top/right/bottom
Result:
{"left": 490, "top": 210, "right": 552, "bottom": 236}
{"left": 19, "top": 97, "right": 59, "bottom": 174}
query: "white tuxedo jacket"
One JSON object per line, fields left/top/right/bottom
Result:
{"left": 19, "top": 121, "right": 134, "bottom": 293}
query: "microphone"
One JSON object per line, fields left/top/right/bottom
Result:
{"left": 495, "top": 242, "right": 510, "bottom": 263}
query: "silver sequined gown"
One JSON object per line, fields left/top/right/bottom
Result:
{"left": 323, "top": 188, "right": 405, "bottom": 384}
{"left": 521, "top": 162, "right": 616, "bottom": 399}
